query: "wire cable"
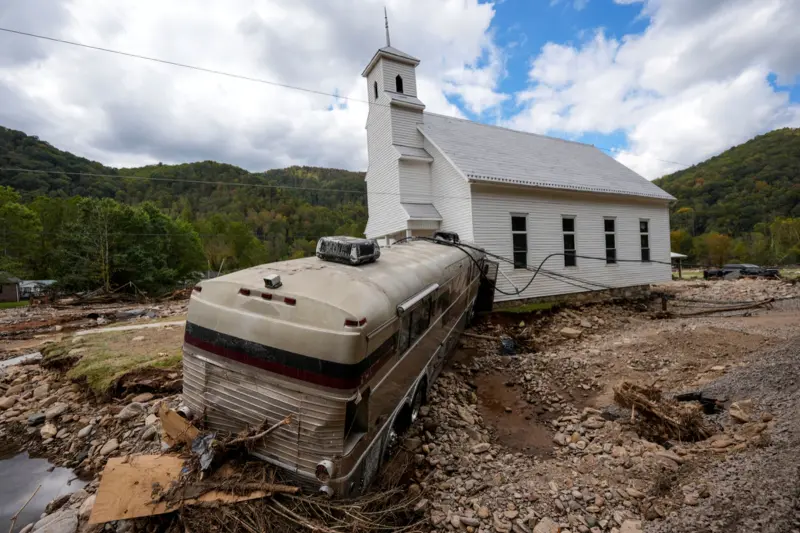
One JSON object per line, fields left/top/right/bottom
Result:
{"left": 0, "top": 26, "right": 695, "bottom": 170}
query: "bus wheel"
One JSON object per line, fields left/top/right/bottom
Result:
{"left": 410, "top": 383, "right": 425, "bottom": 424}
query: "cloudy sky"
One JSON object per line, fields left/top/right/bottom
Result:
{"left": 1, "top": 0, "right": 799, "bottom": 179}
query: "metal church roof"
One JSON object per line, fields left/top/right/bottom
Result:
{"left": 419, "top": 113, "right": 675, "bottom": 201}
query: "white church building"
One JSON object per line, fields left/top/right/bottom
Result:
{"left": 361, "top": 39, "right": 675, "bottom": 303}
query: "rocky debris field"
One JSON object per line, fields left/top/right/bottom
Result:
{"left": 0, "top": 278, "right": 798, "bottom": 533}
{"left": 0, "top": 300, "right": 188, "bottom": 361}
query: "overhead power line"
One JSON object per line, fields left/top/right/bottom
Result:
{"left": 0, "top": 26, "right": 694, "bottom": 170}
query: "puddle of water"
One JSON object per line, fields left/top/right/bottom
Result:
{"left": 0, "top": 352, "right": 42, "bottom": 370}
{"left": 473, "top": 372, "right": 556, "bottom": 456}
{"left": 0, "top": 451, "right": 86, "bottom": 532}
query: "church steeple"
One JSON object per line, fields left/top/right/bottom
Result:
{"left": 384, "top": 7, "right": 391, "bottom": 47}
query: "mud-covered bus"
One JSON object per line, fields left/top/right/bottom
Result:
{"left": 180, "top": 236, "right": 486, "bottom": 497}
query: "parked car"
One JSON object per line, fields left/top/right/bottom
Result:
{"left": 703, "top": 263, "right": 780, "bottom": 279}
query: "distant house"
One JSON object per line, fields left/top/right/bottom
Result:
{"left": 361, "top": 39, "right": 675, "bottom": 303}
{"left": 19, "top": 280, "right": 57, "bottom": 299}
{"left": 0, "top": 272, "right": 21, "bottom": 303}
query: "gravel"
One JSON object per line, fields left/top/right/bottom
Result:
{"left": 646, "top": 336, "right": 800, "bottom": 533}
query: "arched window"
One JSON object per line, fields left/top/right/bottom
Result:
{"left": 373, "top": 81, "right": 378, "bottom": 99}
{"left": 395, "top": 75, "right": 404, "bottom": 94}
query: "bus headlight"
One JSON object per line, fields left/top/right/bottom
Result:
{"left": 315, "top": 459, "right": 335, "bottom": 482}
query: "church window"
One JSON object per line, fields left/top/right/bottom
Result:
{"left": 395, "top": 75, "right": 404, "bottom": 93}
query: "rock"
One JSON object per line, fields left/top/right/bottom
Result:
{"left": 77, "top": 425, "right": 93, "bottom": 438}
{"left": 583, "top": 418, "right": 605, "bottom": 430}
{"left": 619, "top": 520, "right": 643, "bottom": 533}
{"left": 533, "top": 517, "right": 559, "bottom": 533}
{"left": 710, "top": 436, "right": 735, "bottom": 449}
{"left": 460, "top": 516, "right": 481, "bottom": 527}
{"left": 710, "top": 365, "right": 725, "bottom": 371}
{"left": 139, "top": 425, "right": 157, "bottom": 442}
{"left": 117, "top": 402, "right": 145, "bottom": 421}
{"left": 145, "top": 413, "right": 159, "bottom": 426}
{"left": 19, "top": 524, "right": 33, "bottom": 533}
{"left": 99, "top": 439, "right": 119, "bottom": 456}
{"left": 560, "top": 327, "right": 582, "bottom": 339}
{"left": 405, "top": 437, "right": 422, "bottom": 451}
{"left": 55, "top": 428, "right": 69, "bottom": 439}
{"left": 68, "top": 348, "right": 86, "bottom": 356}
{"left": 625, "top": 487, "right": 645, "bottom": 499}
{"left": 45, "top": 403, "right": 69, "bottom": 420}
{"left": 655, "top": 450, "right": 684, "bottom": 464}
{"left": 33, "top": 384, "right": 49, "bottom": 399}
{"left": 478, "top": 507, "right": 491, "bottom": 519}
{"left": 131, "top": 392, "right": 154, "bottom": 403}
{"left": 553, "top": 433, "right": 567, "bottom": 446}
{"left": 131, "top": 336, "right": 146, "bottom": 342}
{"left": 0, "top": 396, "right": 17, "bottom": 410}
{"left": 457, "top": 406, "right": 475, "bottom": 424}
{"left": 684, "top": 493, "right": 698, "bottom": 506}
{"left": 760, "top": 412, "right": 774, "bottom": 422}
{"left": 40, "top": 423, "right": 58, "bottom": 439}
{"left": 28, "top": 412, "right": 46, "bottom": 426}
{"left": 472, "top": 442, "right": 491, "bottom": 454}
{"left": 430, "top": 510, "right": 446, "bottom": 526}
{"left": 32, "top": 508, "right": 78, "bottom": 533}
{"left": 729, "top": 399, "right": 753, "bottom": 423}
{"left": 41, "top": 396, "right": 60, "bottom": 410}
{"left": 78, "top": 494, "right": 96, "bottom": 519}
{"left": 7, "top": 384, "right": 25, "bottom": 395}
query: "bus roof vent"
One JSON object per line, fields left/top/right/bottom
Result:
{"left": 316, "top": 236, "right": 381, "bottom": 266}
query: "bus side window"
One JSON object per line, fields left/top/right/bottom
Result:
{"left": 398, "top": 314, "right": 411, "bottom": 354}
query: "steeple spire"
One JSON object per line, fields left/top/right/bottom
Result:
{"left": 384, "top": 7, "right": 391, "bottom": 47}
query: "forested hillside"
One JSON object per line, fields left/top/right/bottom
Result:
{"left": 0, "top": 126, "right": 367, "bottom": 293}
{"left": 654, "top": 128, "right": 800, "bottom": 266}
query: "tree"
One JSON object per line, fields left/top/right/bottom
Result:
{"left": 0, "top": 186, "right": 43, "bottom": 277}
{"left": 703, "top": 232, "right": 733, "bottom": 266}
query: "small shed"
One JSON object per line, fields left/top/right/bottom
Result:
{"left": 670, "top": 252, "right": 688, "bottom": 278}
{"left": 0, "top": 272, "right": 21, "bottom": 303}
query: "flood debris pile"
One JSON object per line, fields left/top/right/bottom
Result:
{"left": 612, "top": 382, "right": 717, "bottom": 443}
{"left": 659, "top": 278, "right": 800, "bottom": 303}
{"left": 83, "top": 406, "right": 426, "bottom": 533}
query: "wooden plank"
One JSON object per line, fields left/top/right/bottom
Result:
{"left": 158, "top": 403, "right": 199, "bottom": 447}
{"left": 88, "top": 456, "right": 269, "bottom": 524}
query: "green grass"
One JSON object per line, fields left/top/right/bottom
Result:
{"left": 0, "top": 300, "right": 29, "bottom": 309}
{"left": 495, "top": 301, "right": 556, "bottom": 314}
{"left": 42, "top": 327, "right": 184, "bottom": 394}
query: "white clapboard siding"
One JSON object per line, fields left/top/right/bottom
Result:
{"left": 399, "top": 160, "right": 431, "bottom": 203}
{"left": 364, "top": 68, "right": 407, "bottom": 239}
{"left": 425, "top": 136, "right": 474, "bottom": 242}
{"left": 391, "top": 107, "right": 424, "bottom": 148}
{"left": 382, "top": 61, "right": 417, "bottom": 97}
{"left": 471, "top": 185, "right": 671, "bottom": 302}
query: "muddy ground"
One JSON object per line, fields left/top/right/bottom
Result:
{"left": 1, "top": 278, "right": 799, "bottom": 533}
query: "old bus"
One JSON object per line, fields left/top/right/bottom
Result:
{"left": 180, "top": 236, "right": 485, "bottom": 497}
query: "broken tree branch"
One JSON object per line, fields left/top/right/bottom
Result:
{"left": 8, "top": 484, "right": 41, "bottom": 533}
{"left": 672, "top": 298, "right": 774, "bottom": 318}
{"left": 226, "top": 416, "right": 292, "bottom": 448}
{"left": 461, "top": 332, "right": 499, "bottom": 341}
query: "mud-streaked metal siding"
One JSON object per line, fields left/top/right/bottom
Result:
{"left": 183, "top": 347, "right": 346, "bottom": 474}
{"left": 470, "top": 184, "right": 671, "bottom": 302}
{"left": 424, "top": 135, "right": 474, "bottom": 242}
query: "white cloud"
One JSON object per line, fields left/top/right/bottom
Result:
{"left": 550, "top": 0, "right": 590, "bottom": 12}
{"left": 0, "top": 0, "right": 503, "bottom": 171}
{"left": 509, "top": 0, "right": 800, "bottom": 178}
